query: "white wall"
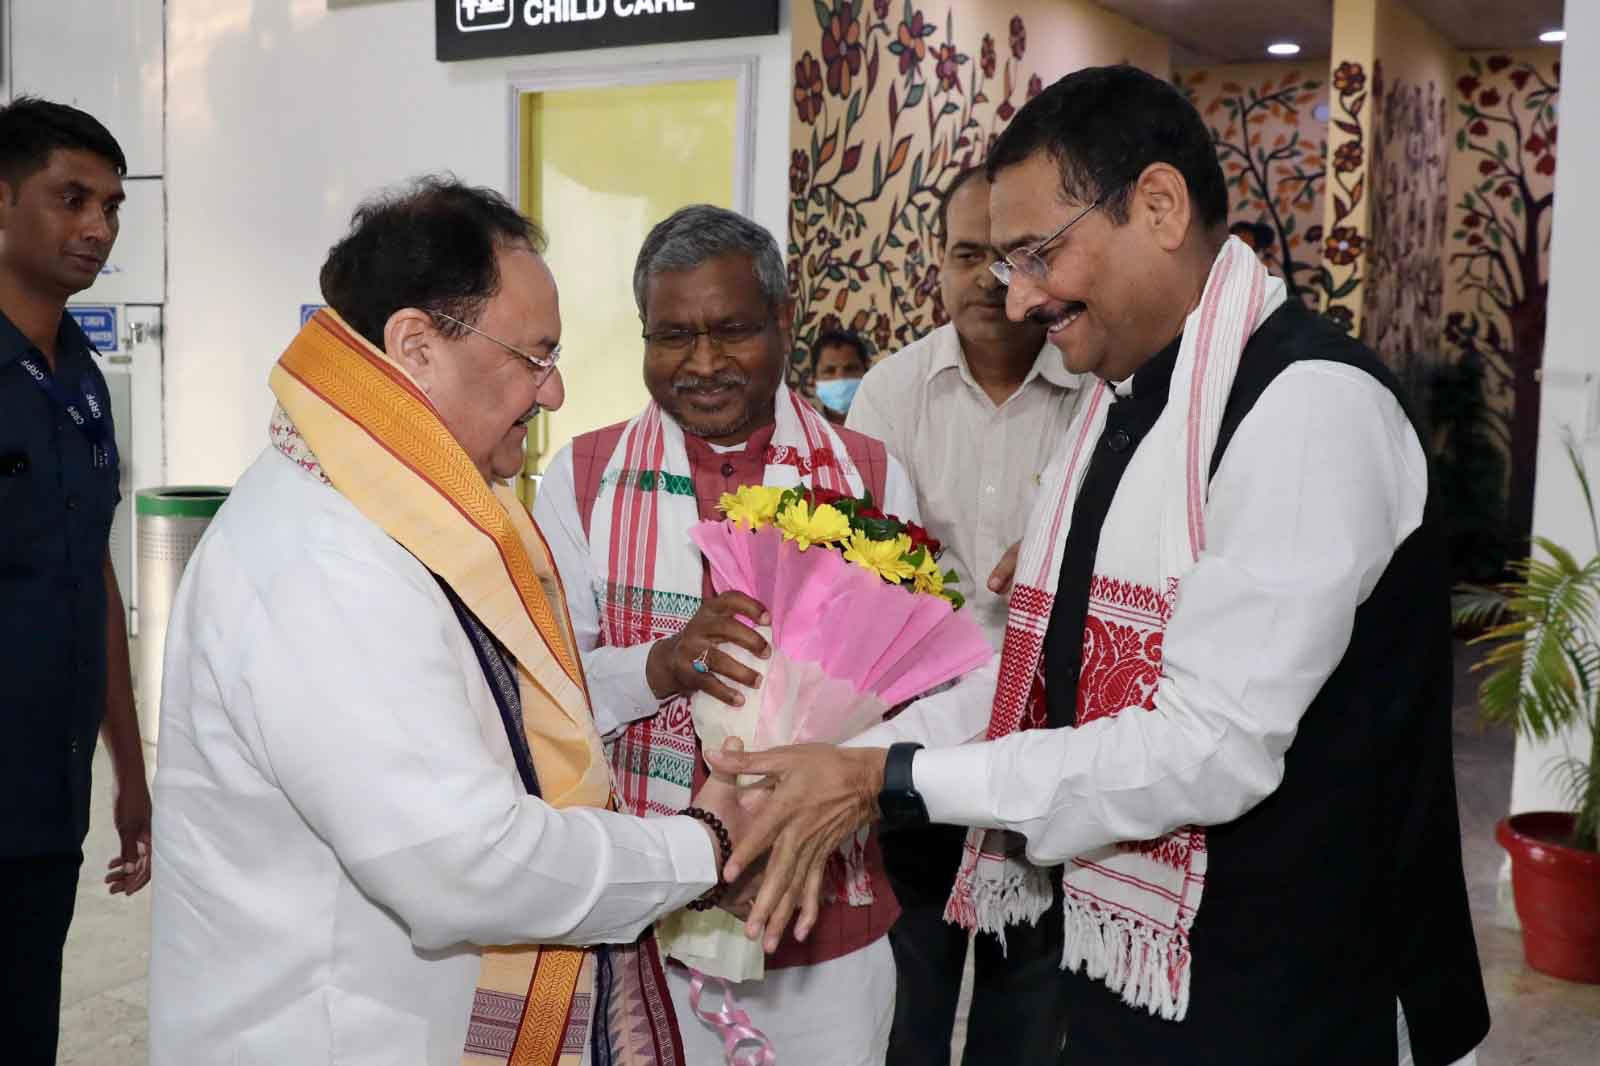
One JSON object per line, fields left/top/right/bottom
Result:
{"left": 164, "top": 0, "right": 792, "bottom": 484}
{"left": 1509, "top": 1, "right": 1598, "bottom": 814}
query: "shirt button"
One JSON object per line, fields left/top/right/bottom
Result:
{"left": 66, "top": 495, "right": 80, "bottom": 511}
{"left": 1106, "top": 429, "right": 1133, "bottom": 453}
{"left": 720, "top": 462, "right": 735, "bottom": 478}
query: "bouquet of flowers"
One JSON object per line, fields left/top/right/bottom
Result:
{"left": 656, "top": 484, "right": 993, "bottom": 981}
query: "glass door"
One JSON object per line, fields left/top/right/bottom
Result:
{"left": 516, "top": 74, "right": 742, "bottom": 502}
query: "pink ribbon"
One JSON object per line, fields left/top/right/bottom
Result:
{"left": 687, "top": 970, "right": 777, "bottom": 1066}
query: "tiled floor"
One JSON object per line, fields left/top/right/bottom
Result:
{"left": 57, "top": 643, "right": 1600, "bottom": 1063}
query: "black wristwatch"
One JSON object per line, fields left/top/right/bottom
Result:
{"left": 877, "top": 742, "right": 928, "bottom": 830}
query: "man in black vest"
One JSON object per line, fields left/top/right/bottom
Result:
{"left": 713, "top": 65, "right": 1489, "bottom": 1066}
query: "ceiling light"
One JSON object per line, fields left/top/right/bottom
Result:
{"left": 1267, "top": 42, "right": 1301, "bottom": 56}
{"left": 1540, "top": 29, "right": 1566, "bottom": 43}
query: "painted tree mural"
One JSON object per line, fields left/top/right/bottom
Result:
{"left": 1445, "top": 52, "right": 1559, "bottom": 542}
{"left": 787, "top": 2, "right": 1044, "bottom": 380}
{"left": 1363, "top": 61, "right": 1449, "bottom": 365}
{"left": 1175, "top": 67, "right": 1327, "bottom": 306}
{"left": 1318, "top": 60, "right": 1370, "bottom": 336}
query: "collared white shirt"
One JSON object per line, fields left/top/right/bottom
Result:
{"left": 534, "top": 435, "right": 919, "bottom": 738}
{"left": 853, "top": 361, "right": 1427, "bottom": 859}
{"left": 846, "top": 324, "right": 1085, "bottom": 649}
{"left": 149, "top": 449, "right": 716, "bottom": 1066}
{"left": 848, "top": 360, "right": 1477, "bottom": 1065}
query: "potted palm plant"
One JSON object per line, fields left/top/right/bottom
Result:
{"left": 1454, "top": 434, "right": 1600, "bottom": 983}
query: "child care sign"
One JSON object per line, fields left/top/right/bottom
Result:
{"left": 438, "top": 0, "right": 779, "bottom": 60}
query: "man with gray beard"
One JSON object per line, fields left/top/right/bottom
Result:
{"left": 534, "top": 204, "right": 918, "bottom": 1063}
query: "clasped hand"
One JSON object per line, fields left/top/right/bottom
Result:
{"left": 690, "top": 741, "right": 887, "bottom": 951}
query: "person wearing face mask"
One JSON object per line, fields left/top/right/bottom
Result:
{"left": 809, "top": 328, "right": 870, "bottom": 424}
{"left": 844, "top": 166, "right": 1086, "bottom": 1066}
{"left": 533, "top": 204, "right": 920, "bottom": 1064}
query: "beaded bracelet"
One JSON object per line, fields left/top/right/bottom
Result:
{"left": 681, "top": 806, "right": 732, "bottom": 911}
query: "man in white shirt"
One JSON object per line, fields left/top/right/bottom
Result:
{"left": 533, "top": 205, "right": 918, "bottom": 1064}
{"left": 150, "top": 178, "right": 747, "bottom": 1066}
{"left": 845, "top": 166, "right": 1083, "bottom": 1066}
{"left": 713, "top": 66, "right": 1489, "bottom": 1066}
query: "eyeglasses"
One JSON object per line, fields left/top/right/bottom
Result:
{"left": 988, "top": 194, "right": 1106, "bottom": 287}
{"left": 433, "top": 312, "right": 560, "bottom": 384}
{"left": 641, "top": 317, "right": 773, "bottom": 353}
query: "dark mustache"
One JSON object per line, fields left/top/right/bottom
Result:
{"left": 673, "top": 372, "right": 749, "bottom": 392}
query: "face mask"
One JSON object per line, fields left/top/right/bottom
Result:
{"left": 815, "top": 377, "right": 861, "bottom": 415}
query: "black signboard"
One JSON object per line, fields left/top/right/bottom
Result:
{"left": 437, "top": 0, "right": 780, "bottom": 62}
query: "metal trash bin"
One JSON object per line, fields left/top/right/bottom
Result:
{"left": 135, "top": 486, "right": 229, "bottom": 771}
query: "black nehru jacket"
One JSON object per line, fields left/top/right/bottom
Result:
{"left": 1040, "top": 303, "right": 1488, "bottom": 1066}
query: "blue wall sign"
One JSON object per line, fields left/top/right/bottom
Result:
{"left": 67, "top": 305, "right": 119, "bottom": 353}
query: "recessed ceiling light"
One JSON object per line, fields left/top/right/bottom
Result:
{"left": 1540, "top": 29, "right": 1566, "bottom": 44}
{"left": 1267, "top": 42, "right": 1301, "bottom": 56}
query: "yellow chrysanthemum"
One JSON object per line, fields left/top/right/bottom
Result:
{"left": 775, "top": 500, "right": 852, "bottom": 551}
{"left": 911, "top": 552, "right": 946, "bottom": 596}
{"left": 844, "top": 531, "right": 917, "bottom": 583}
{"left": 719, "top": 484, "right": 786, "bottom": 530}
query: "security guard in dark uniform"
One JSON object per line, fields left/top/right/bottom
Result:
{"left": 0, "top": 96, "right": 150, "bottom": 1066}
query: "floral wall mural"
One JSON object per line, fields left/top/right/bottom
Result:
{"left": 1362, "top": 64, "right": 1446, "bottom": 361}
{"left": 1173, "top": 64, "right": 1327, "bottom": 308}
{"left": 1317, "top": 59, "right": 1370, "bottom": 336}
{"left": 786, "top": 0, "right": 1168, "bottom": 382}
{"left": 1361, "top": 15, "right": 1454, "bottom": 366}
{"left": 1442, "top": 49, "right": 1560, "bottom": 543}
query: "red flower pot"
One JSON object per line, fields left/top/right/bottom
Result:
{"left": 1496, "top": 812, "right": 1600, "bottom": 983}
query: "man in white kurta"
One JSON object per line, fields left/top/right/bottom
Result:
{"left": 533, "top": 205, "right": 920, "bottom": 1065}
{"left": 149, "top": 179, "right": 738, "bottom": 1066}
{"left": 714, "top": 67, "right": 1488, "bottom": 1066}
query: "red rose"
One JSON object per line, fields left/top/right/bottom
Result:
{"left": 1479, "top": 88, "right": 1502, "bottom": 108}
{"left": 1525, "top": 134, "right": 1546, "bottom": 154}
{"left": 905, "top": 522, "right": 942, "bottom": 556}
{"left": 1478, "top": 159, "right": 1498, "bottom": 175}
{"left": 1457, "top": 75, "right": 1480, "bottom": 98}
{"left": 1462, "top": 214, "right": 1481, "bottom": 228}
{"left": 856, "top": 506, "right": 886, "bottom": 520}
{"left": 808, "top": 486, "right": 846, "bottom": 507}
{"left": 1487, "top": 55, "right": 1512, "bottom": 73}
{"left": 1469, "top": 120, "right": 1489, "bottom": 136}
{"left": 1537, "top": 154, "right": 1556, "bottom": 176}
{"left": 1494, "top": 183, "right": 1514, "bottom": 199}
{"left": 1510, "top": 69, "right": 1531, "bottom": 91}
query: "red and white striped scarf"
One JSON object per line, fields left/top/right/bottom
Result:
{"left": 944, "top": 238, "right": 1285, "bottom": 1020}
{"left": 590, "top": 384, "right": 863, "bottom": 820}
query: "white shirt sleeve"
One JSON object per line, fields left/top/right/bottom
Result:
{"left": 236, "top": 541, "right": 716, "bottom": 953}
{"left": 532, "top": 446, "right": 663, "bottom": 738}
{"left": 909, "top": 363, "right": 1429, "bottom": 866}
